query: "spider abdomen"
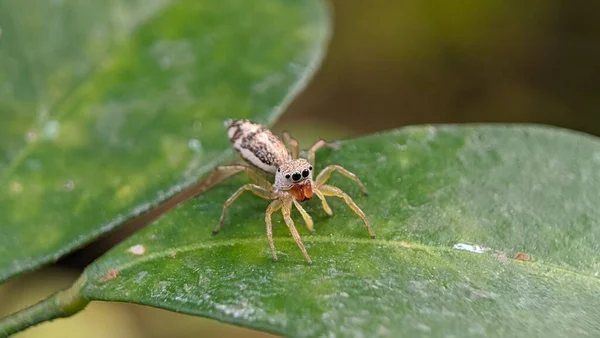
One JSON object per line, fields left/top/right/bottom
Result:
{"left": 225, "top": 119, "right": 291, "bottom": 174}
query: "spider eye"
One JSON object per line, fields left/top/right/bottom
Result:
{"left": 309, "top": 166, "right": 313, "bottom": 171}
{"left": 285, "top": 174, "right": 291, "bottom": 179}
{"left": 277, "top": 168, "right": 281, "bottom": 172}
{"left": 302, "top": 169, "right": 309, "bottom": 178}
{"left": 292, "top": 172, "right": 301, "bottom": 181}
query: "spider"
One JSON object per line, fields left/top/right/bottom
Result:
{"left": 207, "top": 119, "right": 375, "bottom": 263}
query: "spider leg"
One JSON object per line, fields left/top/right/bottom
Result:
{"left": 293, "top": 199, "right": 314, "bottom": 232}
{"left": 315, "top": 165, "right": 368, "bottom": 195}
{"left": 199, "top": 165, "right": 272, "bottom": 193}
{"left": 282, "top": 131, "right": 300, "bottom": 159}
{"left": 313, "top": 188, "right": 333, "bottom": 216}
{"left": 306, "top": 139, "right": 339, "bottom": 166}
{"left": 317, "top": 184, "right": 376, "bottom": 239}
{"left": 282, "top": 200, "right": 312, "bottom": 263}
{"left": 265, "top": 200, "right": 283, "bottom": 261}
{"left": 213, "top": 184, "right": 273, "bottom": 234}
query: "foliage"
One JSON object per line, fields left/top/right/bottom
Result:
{"left": 1, "top": 0, "right": 599, "bottom": 337}
{"left": 0, "top": 0, "right": 328, "bottom": 282}
{"left": 82, "top": 126, "right": 600, "bottom": 337}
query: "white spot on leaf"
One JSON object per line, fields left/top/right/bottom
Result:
{"left": 188, "top": 138, "right": 202, "bottom": 153}
{"left": 215, "top": 301, "right": 262, "bottom": 320}
{"left": 453, "top": 243, "right": 488, "bottom": 254}
{"left": 128, "top": 244, "right": 146, "bottom": 255}
{"left": 43, "top": 120, "right": 60, "bottom": 140}
{"left": 64, "top": 180, "right": 75, "bottom": 191}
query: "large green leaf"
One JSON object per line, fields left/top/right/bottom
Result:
{"left": 79, "top": 126, "right": 600, "bottom": 337}
{"left": 0, "top": 0, "right": 329, "bottom": 282}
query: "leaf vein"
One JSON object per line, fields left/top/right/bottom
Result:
{"left": 91, "top": 236, "right": 600, "bottom": 284}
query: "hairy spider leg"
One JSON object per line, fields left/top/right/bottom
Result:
{"left": 282, "top": 131, "right": 300, "bottom": 159}
{"left": 315, "top": 165, "right": 369, "bottom": 195}
{"left": 306, "top": 139, "right": 339, "bottom": 166}
{"left": 317, "top": 184, "right": 376, "bottom": 239}
{"left": 202, "top": 165, "right": 272, "bottom": 192}
{"left": 292, "top": 199, "right": 314, "bottom": 232}
{"left": 265, "top": 199, "right": 283, "bottom": 261}
{"left": 282, "top": 200, "right": 312, "bottom": 263}
{"left": 213, "top": 184, "right": 273, "bottom": 234}
{"left": 313, "top": 189, "right": 333, "bottom": 216}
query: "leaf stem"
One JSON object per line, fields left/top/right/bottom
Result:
{"left": 0, "top": 276, "right": 89, "bottom": 337}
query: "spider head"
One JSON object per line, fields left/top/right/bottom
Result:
{"left": 274, "top": 159, "right": 313, "bottom": 192}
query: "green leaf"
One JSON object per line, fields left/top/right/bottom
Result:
{"left": 79, "top": 126, "right": 600, "bottom": 337}
{"left": 0, "top": 0, "right": 329, "bottom": 282}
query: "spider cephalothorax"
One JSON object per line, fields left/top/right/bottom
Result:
{"left": 275, "top": 159, "right": 313, "bottom": 201}
{"left": 208, "top": 119, "right": 375, "bottom": 263}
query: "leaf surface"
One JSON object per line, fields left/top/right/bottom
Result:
{"left": 0, "top": 0, "right": 329, "bottom": 282}
{"left": 81, "top": 126, "right": 600, "bottom": 337}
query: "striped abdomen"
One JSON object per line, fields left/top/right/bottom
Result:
{"left": 225, "top": 119, "right": 291, "bottom": 174}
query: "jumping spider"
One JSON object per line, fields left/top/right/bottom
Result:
{"left": 208, "top": 119, "right": 375, "bottom": 263}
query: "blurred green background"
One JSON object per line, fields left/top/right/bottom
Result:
{"left": 2, "top": 0, "right": 599, "bottom": 336}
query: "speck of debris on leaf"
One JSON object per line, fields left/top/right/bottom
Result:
{"left": 64, "top": 180, "right": 75, "bottom": 191}
{"left": 514, "top": 252, "right": 531, "bottom": 261}
{"left": 452, "top": 243, "right": 488, "bottom": 254}
{"left": 100, "top": 270, "right": 120, "bottom": 282}
{"left": 128, "top": 244, "right": 146, "bottom": 255}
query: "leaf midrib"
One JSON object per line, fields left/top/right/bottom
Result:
{"left": 87, "top": 235, "right": 600, "bottom": 284}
